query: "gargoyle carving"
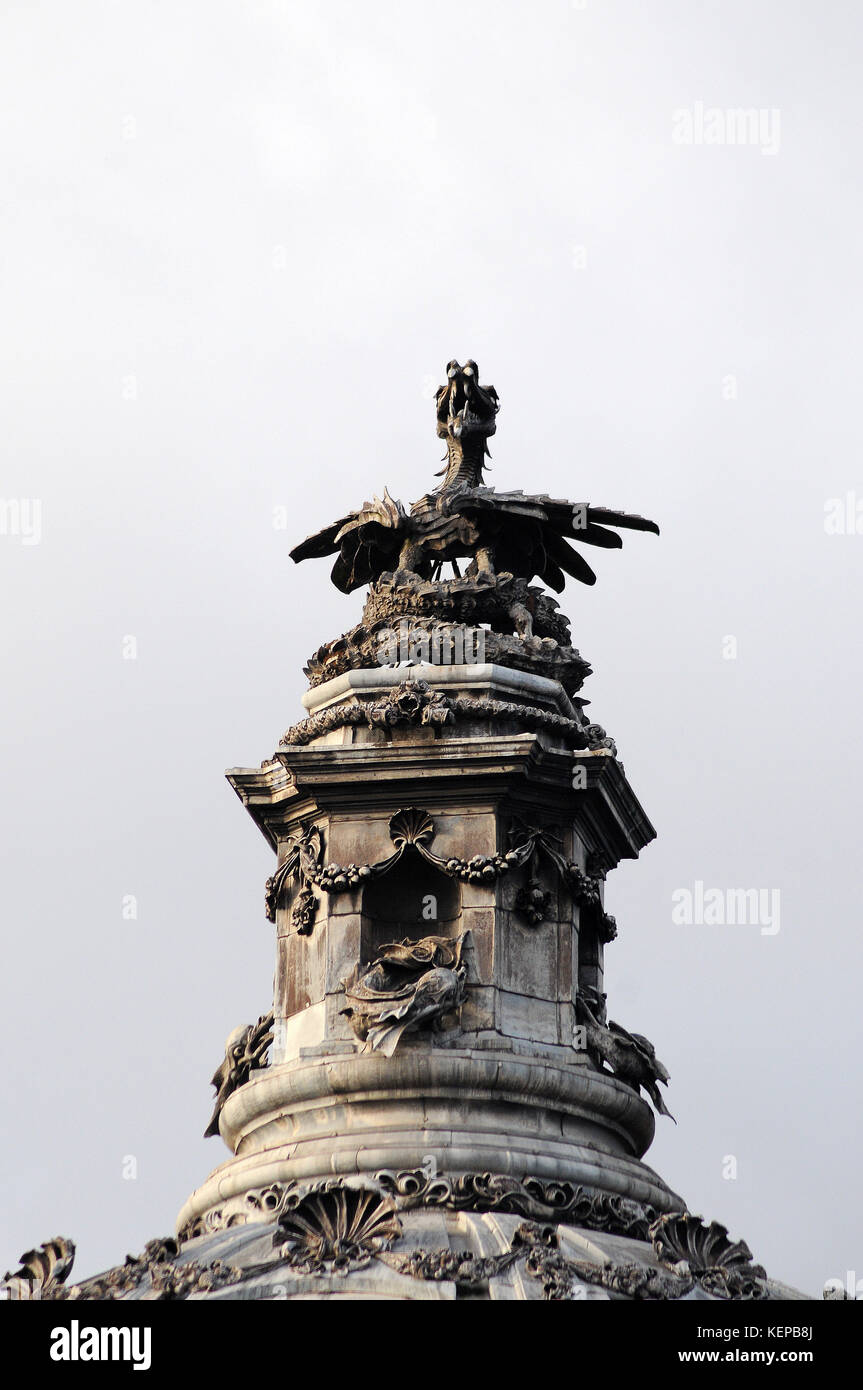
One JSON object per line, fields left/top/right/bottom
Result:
{"left": 204, "top": 1011, "right": 274, "bottom": 1138}
{"left": 340, "top": 934, "right": 467, "bottom": 1056}
{"left": 290, "top": 360, "right": 659, "bottom": 595}
{"left": 576, "top": 990, "right": 675, "bottom": 1122}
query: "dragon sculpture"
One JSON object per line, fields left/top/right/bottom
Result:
{"left": 290, "top": 359, "right": 659, "bottom": 594}
{"left": 576, "top": 990, "right": 675, "bottom": 1122}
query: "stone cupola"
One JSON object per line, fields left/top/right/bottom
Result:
{"left": 6, "top": 360, "right": 804, "bottom": 1303}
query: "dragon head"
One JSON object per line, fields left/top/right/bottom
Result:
{"left": 435, "top": 360, "right": 499, "bottom": 486}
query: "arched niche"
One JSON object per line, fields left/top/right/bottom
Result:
{"left": 576, "top": 911, "right": 604, "bottom": 1001}
{"left": 360, "top": 854, "right": 461, "bottom": 961}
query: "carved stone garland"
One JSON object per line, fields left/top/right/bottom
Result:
{"left": 280, "top": 678, "right": 595, "bottom": 748}
{"left": 265, "top": 806, "right": 615, "bottom": 936}
{"left": 382, "top": 1218, "right": 770, "bottom": 1302}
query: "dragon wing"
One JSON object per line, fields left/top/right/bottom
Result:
{"left": 290, "top": 489, "right": 408, "bottom": 594}
{"left": 289, "top": 513, "right": 360, "bottom": 562}
{"left": 448, "top": 490, "right": 659, "bottom": 590}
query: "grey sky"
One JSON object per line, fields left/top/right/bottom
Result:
{"left": 2, "top": 1, "right": 860, "bottom": 1296}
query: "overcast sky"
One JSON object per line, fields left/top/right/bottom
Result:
{"left": 2, "top": 0, "right": 861, "bottom": 1298}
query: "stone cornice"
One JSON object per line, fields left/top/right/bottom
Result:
{"left": 227, "top": 738, "right": 654, "bottom": 867}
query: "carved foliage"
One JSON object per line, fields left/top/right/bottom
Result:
{"left": 382, "top": 1246, "right": 520, "bottom": 1289}
{"left": 266, "top": 801, "right": 534, "bottom": 930}
{"left": 515, "top": 880, "right": 552, "bottom": 925}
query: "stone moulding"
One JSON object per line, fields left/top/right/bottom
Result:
{"left": 173, "top": 1048, "right": 683, "bottom": 1239}
{"left": 280, "top": 677, "right": 593, "bottom": 748}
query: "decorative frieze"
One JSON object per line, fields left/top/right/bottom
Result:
{"left": 375, "top": 1170, "right": 660, "bottom": 1239}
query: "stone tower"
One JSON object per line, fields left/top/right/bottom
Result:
{"left": 4, "top": 361, "right": 806, "bottom": 1302}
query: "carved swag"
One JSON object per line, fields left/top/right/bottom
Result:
{"left": 265, "top": 804, "right": 614, "bottom": 936}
